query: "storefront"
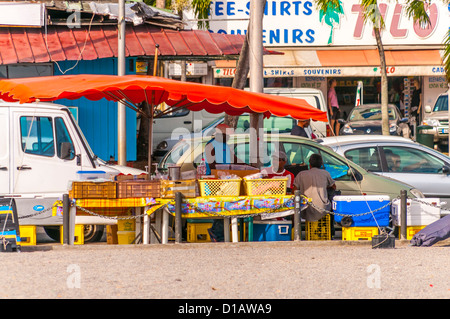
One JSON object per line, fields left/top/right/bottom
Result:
{"left": 197, "top": 0, "right": 449, "bottom": 121}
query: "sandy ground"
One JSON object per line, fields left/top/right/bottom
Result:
{"left": 0, "top": 229, "right": 448, "bottom": 300}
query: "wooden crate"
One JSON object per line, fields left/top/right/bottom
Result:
{"left": 71, "top": 181, "right": 117, "bottom": 199}
{"left": 117, "top": 180, "right": 161, "bottom": 198}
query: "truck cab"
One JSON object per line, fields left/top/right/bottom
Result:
{"left": 0, "top": 102, "right": 145, "bottom": 241}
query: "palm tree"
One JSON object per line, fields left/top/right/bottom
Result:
{"left": 314, "top": 0, "right": 430, "bottom": 135}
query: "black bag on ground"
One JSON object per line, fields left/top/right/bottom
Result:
{"left": 410, "top": 214, "right": 450, "bottom": 247}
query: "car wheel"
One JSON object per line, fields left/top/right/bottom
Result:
{"left": 83, "top": 225, "right": 105, "bottom": 242}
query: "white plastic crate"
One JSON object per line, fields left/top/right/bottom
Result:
{"left": 391, "top": 198, "right": 441, "bottom": 226}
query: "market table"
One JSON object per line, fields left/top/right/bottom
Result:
{"left": 63, "top": 195, "right": 297, "bottom": 244}
{"left": 145, "top": 195, "right": 296, "bottom": 243}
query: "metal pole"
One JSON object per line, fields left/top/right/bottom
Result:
{"left": 293, "top": 190, "right": 301, "bottom": 241}
{"left": 62, "top": 194, "right": 70, "bottom": 245}
{"left": 117, "top": 0, "right": 127, "bottom": 166}
{"left": 249, "top": 0, "right": 264, "bottom": 168}
{"left": 175, "top": 192, "right": 182, "bottom": 244}
{"left": 400, "top": 190, "right": 407, "bottom": 240}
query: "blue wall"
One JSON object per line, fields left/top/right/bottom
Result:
{"left": 54, "top": 58, "right": 137, "bottom": 162}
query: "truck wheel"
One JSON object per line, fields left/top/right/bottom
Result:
{"left": 43, "top": 225, "right": 105, "bottom": 243}
{"left": 83, "top": 225, "right": 105, "bottom": 242}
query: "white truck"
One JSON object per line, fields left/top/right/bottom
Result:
{"left": 153, "top": 88, "right": 330, "bottom": 160}
{"left": 0, "top": 102, "right": 146, "bottom": 242}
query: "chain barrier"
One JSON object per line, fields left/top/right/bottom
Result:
{"left": 14, "top": 195, "right": 447, "bottom": 222}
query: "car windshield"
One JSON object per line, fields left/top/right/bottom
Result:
{"left": 349, "top": 107, "right": 396, "bottom": 121}
{"left": 432, "top": 95, "right": 448, "bottom": 112}
{"left": 236, "top": 115, "right": 295, "bottom": 133}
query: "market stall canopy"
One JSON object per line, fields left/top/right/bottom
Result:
{"left": 0, "top": 74, "right": 328, "bottom": 122}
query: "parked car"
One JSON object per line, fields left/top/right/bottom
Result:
{"left": 154, "top": 114, "right": 309, "bottom": 162}
{"left": 339, "top": 104, "right": 410, "bottom": 137}
{"left": 159, "top": 134, "right": 424, "bottom": 200}
{"left": 422, "top": 93, "right": 448, "bottom": 151}
{"left": 319, "top": 135, "right": 450, "bottom": 213}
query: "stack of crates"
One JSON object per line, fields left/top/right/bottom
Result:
{"left": 0, "top": 199, "right": 21, "bottom": 252}
{"left": 391, "top": 198, "right": 441, "bottom": 240}
{"left": 306, "top": 214, "right": 331, "bottom": 240}
{"left": 333, "top": 195, "right": 391, "bottom": 241}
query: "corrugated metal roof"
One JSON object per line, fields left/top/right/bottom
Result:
{"left": 0, "top": 25, "right": 249, "bottom": 65}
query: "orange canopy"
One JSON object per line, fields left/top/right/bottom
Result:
{"left": 0, "top": 74, "right": 328, "bottom": 122}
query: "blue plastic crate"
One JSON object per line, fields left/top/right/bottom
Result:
{"left": 253, "top": 221, "right": 292, "bottom": 241}
{"left": 332, "top": 195, "right": 391, "bottom": 227}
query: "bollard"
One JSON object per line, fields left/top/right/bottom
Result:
{"left": 62, "top": 194, "right": 70, "bottom": 245}
{"left": 175, "top": 192, "right": 182, "bottom": 244}
{"left": 293, "top": 190, "right": 301, "bottom": 241}
{"left": 400, "top": 190, "right": 407, "bottom": 240}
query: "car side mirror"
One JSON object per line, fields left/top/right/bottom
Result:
{"left": 424, "top": 105, "right": 432, "bottom": 113}
{"left": 442, "top": 165, "right": 450, "bottom": 175}
{"left": 60, "top": 142, "right": 74, "bottom": 160}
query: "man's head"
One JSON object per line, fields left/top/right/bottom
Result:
{"left": 297, "top": 119, "right": 311, "bottom": 127}
{"left": 309, "top": 153, "right": 323, "bottom": 169}
{"left": 272, "top": 151, "right": 288, "bottom": 172}
{"left": 389, "top": 153, "right": 401, "bottom": 171}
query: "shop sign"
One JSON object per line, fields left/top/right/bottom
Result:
{"left": 169, "top": 62, "right": 208, "bottom": 76}
{"left": 214, "top": 65, "right": 446, "bottom": 78}
{"left": 196, "top": 0, "right": 449, "bottom": 47}
{"left": 0, "top": 3, "right": 46, "bottom": 27}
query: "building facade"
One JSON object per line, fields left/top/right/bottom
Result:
{"left": 194, "top": 0, "right": 449, "bottom": 120}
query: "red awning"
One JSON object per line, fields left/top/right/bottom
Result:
{"left": 0, "top": 25, "right": 279, "bottom": 65}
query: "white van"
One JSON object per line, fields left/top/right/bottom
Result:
{"left": 0, "top": 102, "right": 145, "bottom": 241}
{"left": 262, "top": 87, "right": 330, "bottom": 138}
{"left": 153, "top": 88, "right": 330, "bottom": 160}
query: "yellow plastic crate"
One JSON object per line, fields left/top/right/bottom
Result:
{"left": 342, "top": 227, "right": 379, "bottom": 241}
{"left": 117, "top": 231, "right": 136, "bottom": 244}
{"left": 398, "top": 225, "right": 426, "bottom": 240}
{"left": 198, "top": 179, "right": 241, "bottom": 197}
{"left": 117, "top": 219, "right": 136, "bottom": 232}
{"left": 187, "top": 222, "right": 213, "bottom": 243}
{"left": 160, "top": 180, "right": 197, "bottom": 198}
{"left": 60, "top": 225, "right": 85, "bottom": 245}
{"left": 19, "top": 225, "right": 36, "bottom": 246}
{"left": 306, "top": 214, "right": 331, "bottom": 240}
{"left": 244, "top": 178, "right": 287, "bottom": 196}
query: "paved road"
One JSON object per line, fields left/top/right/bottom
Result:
{"left": 0, "top": 237, "right": 448, "bottom": 300}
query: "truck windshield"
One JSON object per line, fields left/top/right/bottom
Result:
{"left": 433, "top": 95, "right": 448, "bottom": 112}
{"left": 67, "top": 110, "right": 96, "bottom": 161}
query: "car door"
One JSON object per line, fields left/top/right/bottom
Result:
{"left": 378, "top": 145, "right": 450, "bottom": 200}
{"left": 0, "top": 108, "right": 10, "bottom": 194}
{"left": 12, "top": 111, "right": 81, "bottom": 195}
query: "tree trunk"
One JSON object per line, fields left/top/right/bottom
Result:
{"left": 374, "top": 27, "right": 390, "bottom": 136}
{"left": 224, "top": 28, "right": 251, "bottom": 129}
{"left": 155, "top": 0, "right": 165, "bottom": 9}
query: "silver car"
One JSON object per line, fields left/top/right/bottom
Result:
{"left": 422, "top": 93, "right": 448, "bottom": 151}
{"left": 319, "top": 135, "right": 450, "bottom": 213}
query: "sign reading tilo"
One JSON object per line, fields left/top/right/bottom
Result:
{"left": 203, "top": 0, "right": 449, "bottom": 47}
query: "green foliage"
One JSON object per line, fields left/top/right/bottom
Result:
{"left": 192, "top": 0, "right": 211, "bottom": 30}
